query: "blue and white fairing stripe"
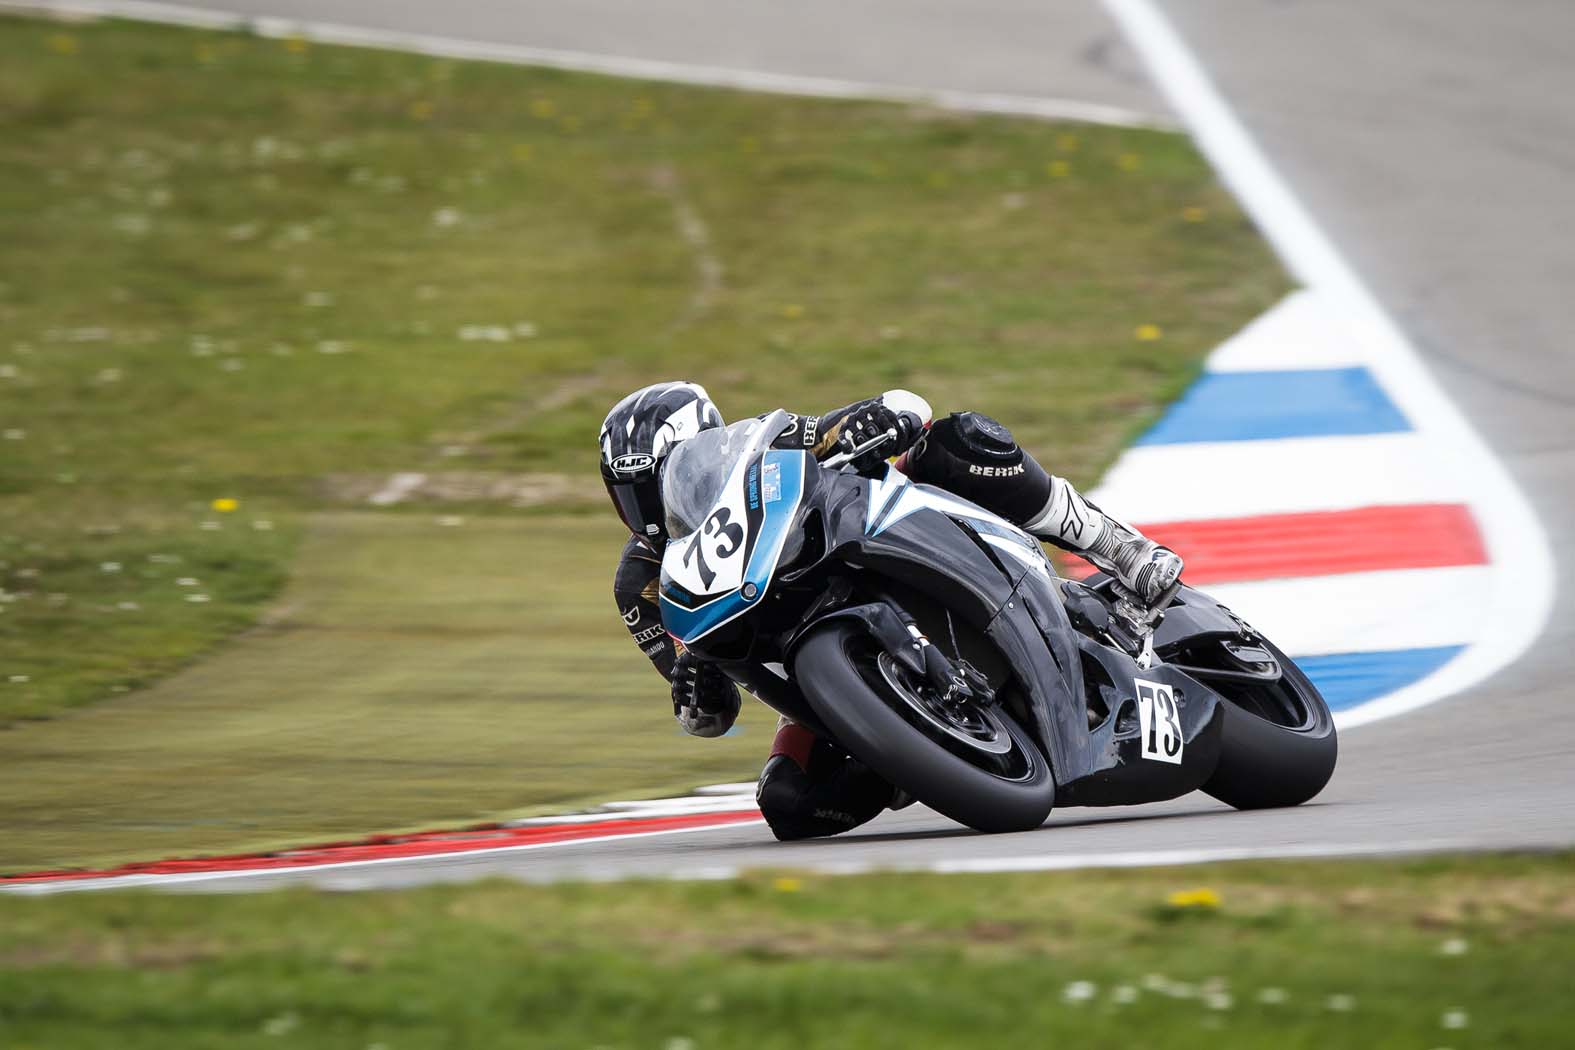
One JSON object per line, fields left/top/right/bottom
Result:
{"left": 660, "top": 450, "right": 808, "bottom": 645}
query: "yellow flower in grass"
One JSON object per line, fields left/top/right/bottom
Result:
{"left": 1166, "top": 887, "right": 1221, "bottom": 908}
{"left": 772, "top": 876, "right": 803, "bottom": 893}
{"left": 1046, "top": 160, "right": 1072, "bottom": 179}
{"left": 1118, "top": 153, "right": 1143, "bottom": 172}
{"left": 211, "top": 498, "right": 239, "bottom": 513}
{"left": 1135, "top": 323, "right": 1163, "bottom": 342}
{"left": 283, "top": 35, "right": 309, "bottom": 54}
{"left": 1182, "top": 205, "right": 1208, "bottom": 223}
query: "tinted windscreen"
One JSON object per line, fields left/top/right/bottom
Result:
{"left": 662, "top": 410, "right": 787, "bottom": 541}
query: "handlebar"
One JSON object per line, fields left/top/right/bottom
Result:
{"left": 821, "top": 427, "right": 899, "bottom": 470}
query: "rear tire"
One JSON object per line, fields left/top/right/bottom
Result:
{"left": 1202, "top": 638, "right": 1338, "bottom": 809}
{"left": 793, "top": 622, "right": 1055, "bottom": 833}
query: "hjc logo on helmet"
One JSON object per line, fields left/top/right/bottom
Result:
{"left": 610, "top": 453, "right": 656, "bottom": 474}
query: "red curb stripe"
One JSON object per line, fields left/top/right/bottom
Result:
{"left": 1063, "top": 503, "right": 1486, "bottom": 584}
{"left": 2, "top": 809, "right": 764, "bottom": 884}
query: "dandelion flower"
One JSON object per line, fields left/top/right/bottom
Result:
{"left": 211, "top": 498, "right": 239, "bottom": 513}
{"left": 772, "top": 876, "right": 802, "bottom": 893}
{"left": 780, "top": 304, "right": 805, "bottom": 319}
{"left": 1135, "top": 323, "right": 1163, "bottom": 342}
{"left": 1118, "top": 153, "right": 1142, "bottom": 171}
{"left": 1165, "top": 887, "right": 1220, "bottom": 907}
{"left": 1047, "top": 160, "right": 1071, "bottom": 178}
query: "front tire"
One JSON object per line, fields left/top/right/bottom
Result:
{"left": 793, "top": 623, "right": 1055, "bottom": 833}
{"left": 1202, "top": 638, "right": 1338, "bottom": 809}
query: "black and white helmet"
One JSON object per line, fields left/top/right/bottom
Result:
{"left": 599, "top": 381, "right": 724, "bottom": 552}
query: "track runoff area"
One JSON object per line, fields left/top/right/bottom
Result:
{"left": 1, "top": 0, "right": 1554, "bottom": 893}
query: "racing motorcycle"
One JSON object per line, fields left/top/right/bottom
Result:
{"left": 659, "top": 411, "right": 1337, "bottom": 834}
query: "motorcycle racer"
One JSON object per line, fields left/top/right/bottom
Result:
{"left": 601, "top": 380, "right": 1183, "bottom": 841}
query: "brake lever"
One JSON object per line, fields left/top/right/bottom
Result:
{"left": 821, "top": 427, "right": 899, "bottom": 470}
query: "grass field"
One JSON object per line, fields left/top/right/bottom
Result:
{"left": 3, "top": 853, "right": 1572, "bottom": 1047}
{"left": 0, "top": 14, "right": 1287, "bottom": 870}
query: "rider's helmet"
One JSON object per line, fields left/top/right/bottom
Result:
{"left": 599, "top": 381, "right": 724, "bottom": 553}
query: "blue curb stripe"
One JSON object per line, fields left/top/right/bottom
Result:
{"left": 1296, "top": 646, "right": 1465, "bottom": 711}
{"left": 1137, "top": 367, "right": 1411, "bottom": 445}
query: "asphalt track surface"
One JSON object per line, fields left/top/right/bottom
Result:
{"left": 20, "top": 0, "right": 1574, "bottom": 889}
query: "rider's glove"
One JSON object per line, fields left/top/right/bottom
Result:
{"left": 839, "top": 400, "right": 922, "bottom": 472}
{"left": 671, "top": 650, "right": 742, "bottom": 738}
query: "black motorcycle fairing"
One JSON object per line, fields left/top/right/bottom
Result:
{"left": 667, "top": 455, "right": 1264, "bottom": 814}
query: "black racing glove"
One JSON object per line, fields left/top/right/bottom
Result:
{"left": 671, "top": 650, "right": 742, "bottom": 738}
{"left": 838, "top": 400, "right": 923, "bottom": 472}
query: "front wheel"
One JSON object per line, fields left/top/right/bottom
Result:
{"left": 793, "top": 623, "right": 1055, "bottom": 833}
{"left": 1202, "top": 637, "right": 1338, "bottom": 809}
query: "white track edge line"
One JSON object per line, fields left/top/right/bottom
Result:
{"left": 1102, "top": 0, "right": 1556, "bottom": 731}
{"left": 6, "top": 836, "right": 1516, "bottom": 894}
{"left": 0, "top": 817, "right": 771, "bottom": 895}
{"left": 1, "top": 0, "right": 1175, "bottom": 129}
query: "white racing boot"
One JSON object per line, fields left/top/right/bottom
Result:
{"left": 1023, "top": 476, "right": 1184, "bottom": 609}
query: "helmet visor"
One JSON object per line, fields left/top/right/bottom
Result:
{"left": 605, "top": 475, "right": 668, "bottom": 553}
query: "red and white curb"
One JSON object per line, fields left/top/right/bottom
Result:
{"left": 1099, "top": 0, "right": 1554, "bottom": 730}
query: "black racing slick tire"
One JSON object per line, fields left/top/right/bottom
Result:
{"left": 1202, "top": 638, "right": 1338, "bottom": 810}
{"left": 793, "top": 623, "right": 1055, "bottom": 834}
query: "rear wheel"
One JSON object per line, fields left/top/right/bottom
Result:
{"left": 793, "top": 622, "right": 1055, "bottom": 833}
{"left": 1200, "top": 637, "right": 1338, "bottom": 809}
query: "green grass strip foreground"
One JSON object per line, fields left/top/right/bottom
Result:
{"left": 3, "top": 854, "right": 1572, "bottom": 1048}
{"left": 0, "top": 15, "right": 1285, "bottom": 869}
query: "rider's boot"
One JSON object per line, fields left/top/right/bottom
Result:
{"left": 900, "top": 412, "right": 1182, "bottom": 608}
{"left": 756, "top": 722, "right": 898, "bottom": 841}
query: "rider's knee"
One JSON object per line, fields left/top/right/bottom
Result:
{"left": 905, "top": 412, "right": 1051, "bottom": 523}
{"left": 755, "top": 750, "right": 893, "bottom": 842}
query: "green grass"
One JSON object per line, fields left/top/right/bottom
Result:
{"left": 0, "top": 15, "right": 1287, "bottom": 869}
{"left": 3, "top": 853, "right": 1572, "bottom": 1047}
